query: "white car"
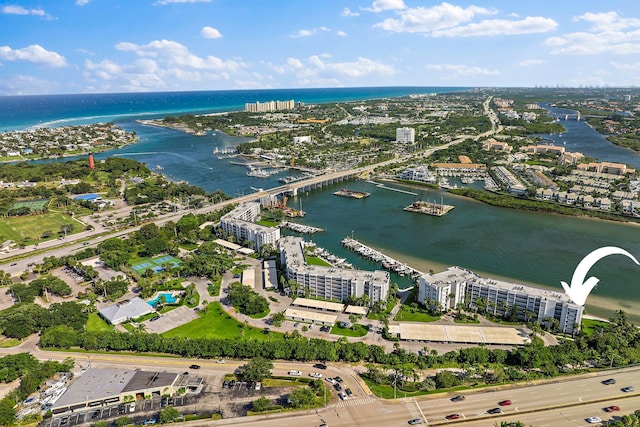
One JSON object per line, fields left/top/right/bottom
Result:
{"left": 309, "top": 372, "right": 323, "bottom": 379}
{"left": 586, "top": 416, "right": 602, "bottom": 424}
{"left": 216, "top": 359, "right": 226, "bottom": 364}
{"left": 325, "top": 377, "right": 337, "bottom": 385}
{"left": 288, "top": 370, "right": 302, "bottom": 376}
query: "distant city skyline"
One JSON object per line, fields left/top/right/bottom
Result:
{"left": 1, "top": 0, "right": 639, "bottom": 95}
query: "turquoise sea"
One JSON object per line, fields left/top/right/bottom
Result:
{"left": 2, "top": 87, "right": 640, "bottom": 321}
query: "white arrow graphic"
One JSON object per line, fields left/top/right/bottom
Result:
{"left": 562, "top": 246, "right": 640, "bottom": 306}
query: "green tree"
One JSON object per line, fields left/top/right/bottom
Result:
{"left": 252, "top": 396, "right": 270, "bottom": 412}
{"left": 160, "top": 407, "right": 180, "bottom": 423}
{"left": 0, "top": 397, "right": 16, "bottom": 426}
{"left": 115, "top": 416, "right": 131, "bottom": 427}
{"left": 288, "top": 387, "right": 316, "bottom": 408}
{"left": 241, "top": 357, "right": 273, "bottom": 383}
{"left": 434, "top": 370, "right": 461, "bottom": 389}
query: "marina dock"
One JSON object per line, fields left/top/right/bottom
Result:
{"left": 281, "top": 222, "right": 323, "bottom": 234}
{"left": 403, "top": 199, "right": 454, "bottom": 217}
{"left": 341, "top": 237, "right": 420, "bottom": 278}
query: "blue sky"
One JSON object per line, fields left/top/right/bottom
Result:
{"left": 1, "top": 0, "right": 639, "bottom": 95}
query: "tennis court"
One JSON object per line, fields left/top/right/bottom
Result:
{"left": 131, "top": 256, "right": 182, "bottom": 274}
{"left": 11, "top": 199, "right": 49, "bottom": 212}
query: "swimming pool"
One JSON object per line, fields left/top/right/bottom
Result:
{"left": 147, "top": 292, "right": 178, "bottom": 307}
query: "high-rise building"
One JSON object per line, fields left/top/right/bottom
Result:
{"left": 220, "top": 202, "right": 280, "bottom": 250}
{"left": 245, "top": 99, "right": 295, "bottom": 113}
{"left": 395, "top": 127, "right": 415, "bottom": 143}
{"left": 418, "top": 266, "right": 583, "bottom": 335}
{"left": 279, "top": 236, "right": 389, "bottom": 305}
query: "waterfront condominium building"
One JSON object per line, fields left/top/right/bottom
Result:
{"left": 279, "top": 236, "right": 389, "bottom": 305}
{"left": 418, "top": 266, "right": 583, "bottom": 335}
{"left": 395, "top": 127, "right": 415, "bottom": 143}
{"left": 219, "top": 202, "right": 280, "bottom": 250}
{"left": 244, "top": 99, "right": 295, "bottom": 113}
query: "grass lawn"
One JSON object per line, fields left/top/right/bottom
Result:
{"left": 394, "top": 306, "right": 440, "bottom": 322}
{"left": 249, "top": 308, "right": 270, "bottom": 319}
{"left": 330, "top": 323, "right": 368, "bottom": 337}
{"left": 256, "top": 219, "right": 280, "bottom": 227}
{"left": 367, "top": 299, "right": 396, "bottom": 320}
{"left": 85, "top": 313, "right": 114, "bottom": 332}
{"left": 582, "top": 318, "right": 610, "bottom": 336}
{"left": 262, "top": 378, "right": 308, "bottom": 387}
{"left": 163, "top": 302, "right": 282, "bottom": 340}
{"left": 0, "top": 337, "right": 22, "bottom": 348}
{"left": 0, "top": 212, "right": 79, "bottom": 243}
{"left": 305, "top": 256, "right": 332, "bottom": 267}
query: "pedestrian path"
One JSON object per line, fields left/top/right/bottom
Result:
{"left": 335, "top": 396, "right": 376, "bottom": 408}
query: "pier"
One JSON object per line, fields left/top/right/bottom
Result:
{"left": 281, "top": 221, "right": 323, "bottom": 234}
{"left": 367, "top": 181, "right": 418, "bottom": 195}
{"left": 341, "top": 237, "right": 420, "bottom": 278}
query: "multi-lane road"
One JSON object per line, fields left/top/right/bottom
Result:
{"left": 4, "top": 336, "right": 640, "bottom": 426}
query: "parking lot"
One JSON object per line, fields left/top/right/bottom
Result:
{"left": 142, "top": 306, "right": 199, "bottom": 334}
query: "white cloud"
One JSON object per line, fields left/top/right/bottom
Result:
{"left": 518, "top": 59, "right": 545, "bottom": 67}
{"left": 84, "top": 39, "right": 246, "bottom": 92}
{"left": 76, "top": 0, "right": 91, "bottom": 5}
{"left": 0, "top": 45, "right": 66, "bottom": 67}
{"left": 115, "top": 39, "right": 243, "bottom": 71}
{"left": 0, "top": 74, "right": 58, "bottom": 96}
{"left": 336, "top": 30, "right": 347, "bottom": 37}
{"left": 610, "top": 61, "right": 640, "bottom": 71}
{"left": 374, "top": 2, "right": 496, "bottom": 34}
{"left": 342, "top": 7, "right": 359, "bottom": 17}
{"left": 545, "top": 30, "right": 640, "bottom": 55}
{"left": 264, "top": 55, "right": 395, "bottom": 85}
{"left": 201, "top": 26, "right": 223, "bottom": 39}
{"left": 2, "top": 4, "right": 51, "bottom": 18}
{"left": 427, "top": 63, "right": 499, "bottom": 78}
{"left": 575, "top": 11, "right": 640, "bottom": 32}
{"left": 290, "top": 27, "right": 331, "bottom": 38}
{"left": 545, "top": 10, "right": 640, "bottom": 56}
{"left": 432, "top": 16, "right": 557, "bottom": 37}
{"left": 155, "top": 0, "right": 211, "bottom": 4}
{"left": 363, "top": 0, "right": 406, "bottom": 13}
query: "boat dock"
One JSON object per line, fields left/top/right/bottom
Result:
{"left": 281, "top": 222, "right": 323, "bottom": 234}
{"left": 403, "top": 199, "right": 454, "bottom": 217}
{"left": 334, "top": 189, "right": 370, "bottom": 199}
{"left": 341, "top": 237, "right": 420, "bottom": 278}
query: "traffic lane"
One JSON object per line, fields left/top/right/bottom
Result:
{"left": 441, "top": 395, "right": 640, "bottom": 427}
{"left": 418, "top": 369, "right": 640, "bottom": 423}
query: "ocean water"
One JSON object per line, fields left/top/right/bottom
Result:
{"left": 0, "top": 87, "right": 463, "bottom": 131}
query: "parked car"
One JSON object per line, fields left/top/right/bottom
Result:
{"left": 338, "top": 392, "right": 347, "bottom": 400}
{"left": 326, "top": 377, "right": 337, "bottom": 385}
{"left": 451, "top": 395, "right": 465, "bottom": 402}
{"left": 333, "top": 383, "right": 342, "bottom": 391}
{"left": 309, "top": 372, "right": 323, "bottom": 378}
{"left": 334, "top": 376, "right": 343, "bottom": 383}
{"left": 586, "top": 416, "right": 602, "bottom": 424}
{"left": 605, "top": 405, "right": 620, "bottom": 412}
{"left": 602, "top": 378, "right": 616, "bottom": 385}
{"left": 288, "top": 370, "right": 302, "bottom": 376}
{"left": 445, "top": 414, "right": 461, "bottom": 420}
{"left": 216, "top": 359, "right": 226, "bottom": 364}
{"left": 314, "top": 363, "right": 327, "bottom": 370}
{"left": 622, "top": 386, "right": 635, "bottom": 392}
{"left": 487, "top": 408, "right": 502, "bottom": 414}
{"left": 255, "top": 382, "right": 262, "bottom": 390}
{"left": 345, "top": 388, "right": 353, "bottom": 397}
{"left": 222, "top": 380, "right": 230, "bottom": 388}
{"left": 408, "top": 419, "right": 422, "bottom": 425}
